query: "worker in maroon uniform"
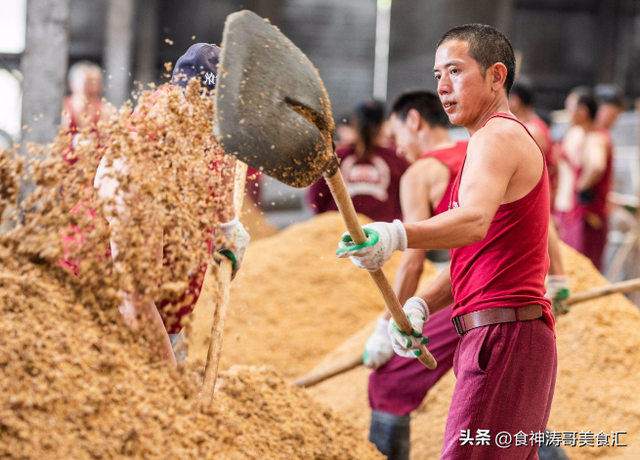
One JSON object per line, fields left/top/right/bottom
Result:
{"left": 509, "top": 81, "right": 556, "bottom": 201}
{"left": 307, "top": 100, "right": 408, "bottom": 222}
{"left": 363, "top": 91, "right": 466, "bottom": 460}
{"left": 555, "top": 88, "right": 612, "bottom": 271}
{"left": 595, "top": 84, "right": 625, "bottom": 132}
{"left": 338, "top": 24, "right": 556, "bottom": 459}
{"left": 95, "top": 44, "right": 249, "bottom": 367}
{"left": 62, "top": 61, "right": 115, "bottom": 135}
{"left": 509, "top": 80, "right": 569, "bottom": 315}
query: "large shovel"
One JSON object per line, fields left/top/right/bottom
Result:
{"left": 292, "top": 276, "right": 640, "bottom": 388}
{"left": 214, "top": 10, "right": 437, "bottom": 370}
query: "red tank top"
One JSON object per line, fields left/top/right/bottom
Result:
{"left": 449, "top": 113, "right": 554, "bottom": 333}
{"left": 419, "top": 141, "right": 468, "bottom": 216}
{"left": 574, "top": 129, "right": 613, "bottom": 219}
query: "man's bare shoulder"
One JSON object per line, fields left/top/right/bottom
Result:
{"left": 470, "top": 116, "right": 538, "bottom": 159}
{"left": 404, "top": 156, "right": 448, "bottom": 186}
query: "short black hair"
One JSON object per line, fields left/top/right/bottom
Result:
{"left": 352, "top": 100, "right": 386, "bottom": 158}
{"left": 390, "top": 91, "right": 449, "bottom": 128}
{"left": 595, "top": 84, "right": 626, "bottom": 109}
{"left": 510, "top": 80, "right": 535, "bottom": 107}
{"left": 571, "top": 86, "right": 598, "bottom": 120}
{"left": 438, "top": 24, "right": 516, "bottom": 95}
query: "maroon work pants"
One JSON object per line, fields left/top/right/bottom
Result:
{"left": 441, "top": 318, "right": 557, "bottom": 460}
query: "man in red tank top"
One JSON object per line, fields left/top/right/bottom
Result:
{"left": 363, "top": 91, "right": 466, "bottom": 459}
{"left": 556, "top": 89, "right": 613, "bottom": 271}
{"left": 338, "top": 25, "right": 556, "bottom": 460}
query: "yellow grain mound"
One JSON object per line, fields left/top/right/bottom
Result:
{"left": 0, "top": 253, "right": 384, "bottom": 460}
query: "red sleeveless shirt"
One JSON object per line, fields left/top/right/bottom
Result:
{"left": 448, "top": 113, "right": 554, "bottom": 333}
{"left": 419, "top": 141, "right": 468, "bottom": 216}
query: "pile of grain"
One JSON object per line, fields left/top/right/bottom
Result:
{"left": 186, "top": 211, "right": 438, "bottom": 378}
{"left": 0, "top": 254, "right": 382, "bottom": 459}
{"left": 0, "top": 83, "right": 383, "bottom": 459}
{"left": 310, "top": 244, "right": 640, "bottom": 460}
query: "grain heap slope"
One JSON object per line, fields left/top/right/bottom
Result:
{"left": 0, "top": 259, "right": 382, "bottom": 459}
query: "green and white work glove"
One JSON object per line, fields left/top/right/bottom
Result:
{"left": 546, "top": 274, "right": 570, "bottom": 317}
{"left": 363, "top": 318, "right": 395, "bottom": 368}
{"left": 388, "top": 297, "right": 430, "bottom": 359}
{"left": 216, "top": 217, "right": 250, "bottom": 278}
{"left": 336, "top": 220, "right": 407, "bottom": 272}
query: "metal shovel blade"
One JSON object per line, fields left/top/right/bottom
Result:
{"left": 214, "top": 10, "right": 337, "bottom": 188}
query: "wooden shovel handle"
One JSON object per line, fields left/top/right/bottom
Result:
{"left": 324, "top": 169, "right": 437, "bottom": 370}
{"left": 293, "top": 352, "right": 363, "bottom": 388}
{"left": 566, "top": 277, "right": 640, "bottom": 306}
{"left": 201, "top": 160, "right": 248, "bottom": 403}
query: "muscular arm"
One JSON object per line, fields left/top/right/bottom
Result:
{"left": 577, "top": 133, "right": 608, "bottom": 191}
{"left": 404, "top": 125, "right": 523, "bottom": 250}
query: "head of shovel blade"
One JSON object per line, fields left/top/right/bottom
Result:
{"left": 214, "top": 10, "right": 337, "bottom": 188}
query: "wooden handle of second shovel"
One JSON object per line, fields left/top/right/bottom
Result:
{"left": 566, "top": 277, "right": 640, "bottom": 306}
{"left": 201, "top": 160, "right": 248, "bottom": 403}
{"left": 324, "top": 169, "right": 437, "bottom": 370}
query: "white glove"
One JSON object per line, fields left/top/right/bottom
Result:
{"left": 546, "top": 274, "right": 570, "bottom": 316}
{"left": 217, "top": 217, "right": 250, "bottom": 278}
{"left": 363, "top": 318, "right": 395, "bottom": 368}
{"left": 336, "top": 220, "right": 407, "bottom": 272}
{"left": 388, "top": 297, "right": 430, "bottom": 359}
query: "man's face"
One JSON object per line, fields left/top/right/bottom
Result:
{"left": 596, "top": 103, "right": 622, "bottom": 130}
{"left": 84, "top": 68, "right": 103, "bottom": 98}
{"left": 565, "top": 94, "right": 588, "bottom": 126}
{"left": 390, "top": 113, "right": 421, "bottom": 163}
{"left": 434, "top": 40, "right": 493, "bottom": 126}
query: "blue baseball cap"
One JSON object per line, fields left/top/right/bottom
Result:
{"left": 171, "top": 43, "right": 220, "bottom": 91}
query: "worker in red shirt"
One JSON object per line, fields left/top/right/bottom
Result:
{"left": 95, "top": 44, "right": 249, "bottom": 367}
{"left": 62, "top": 61, "right": 115, "bottom": 135}
{"left": 363, "top": 90, "right": 466, "bottom": 459}
{"left": 509, "top": 81, "right": 555, "bottom": 200}
{"left": 338, "top": 24, "right": 556, "bottom": 459}
{"left": 555, "top": 88, "right": 612, "bottom": 271}
{"left": 307, "top": 100, "right": 408, "bottom": 223}
{"left": 595, "top": 84, "right": 625, "bottom": 132}
{"left": 509, "top": 80, "right": 569, "bottom": 315}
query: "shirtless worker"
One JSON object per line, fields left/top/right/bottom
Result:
{"left": 363, "top": 91, "right": 466, "bottom": 459}
{"left": 338, "top": 24, "right": 556, "bottom": 459}
{"left": 95, "top": 44, "right": 249, "bottom": 366}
